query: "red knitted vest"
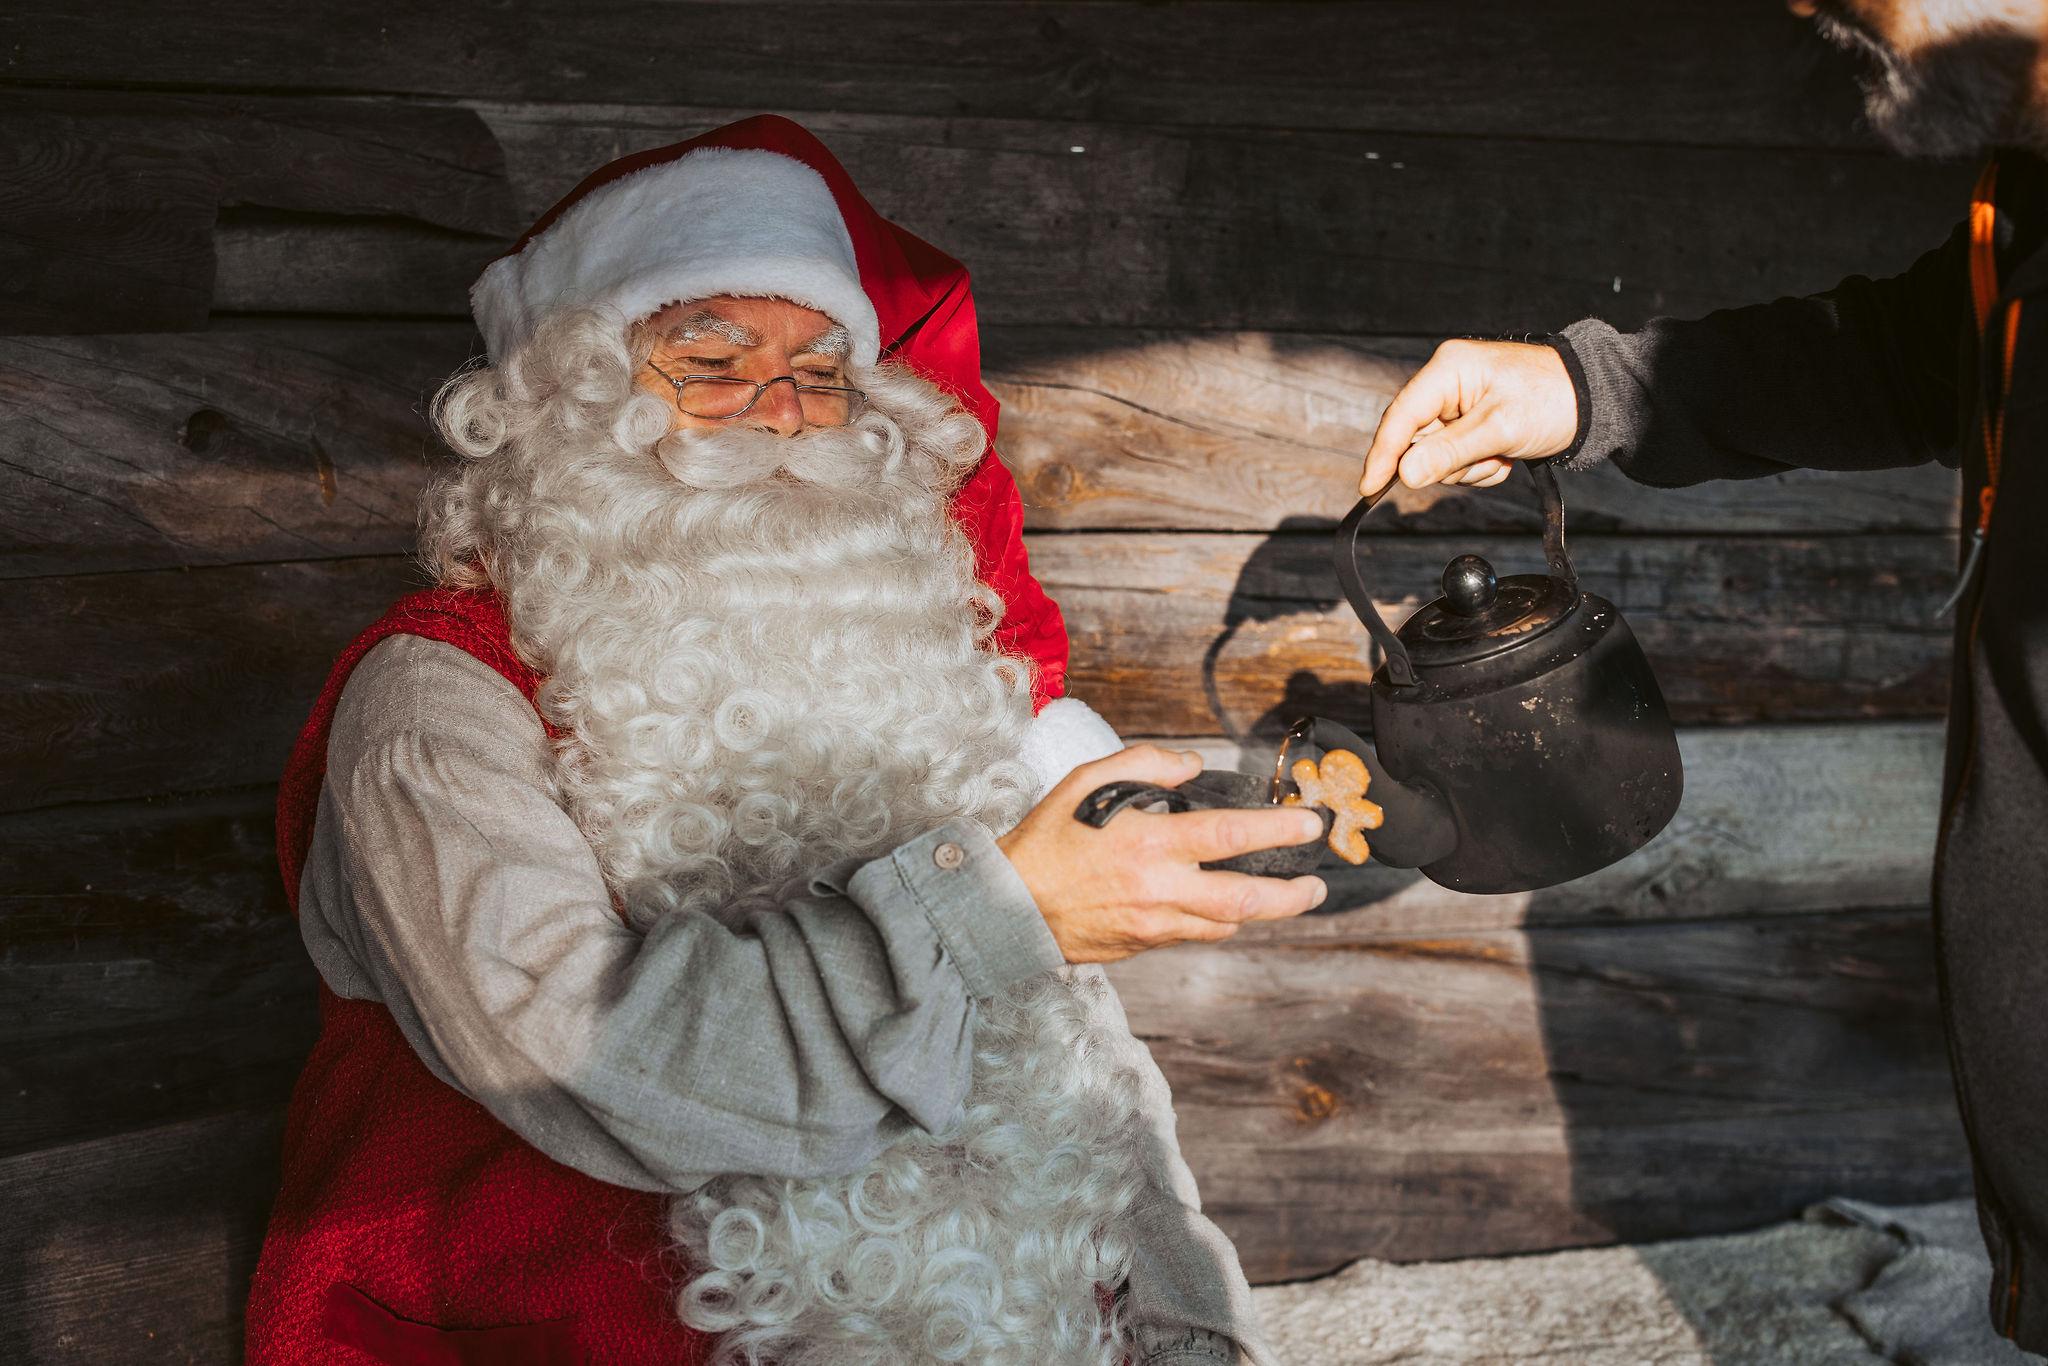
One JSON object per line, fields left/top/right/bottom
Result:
{"left": 245, "top": 586, "right": 715, "bottom": 1365}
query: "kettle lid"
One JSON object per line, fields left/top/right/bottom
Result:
{"left": 1398, "top": 554, "right": 1578, "bottom": 668}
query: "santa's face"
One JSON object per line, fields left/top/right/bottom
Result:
{"left": 632, "top": 295, "right": 858, "bottom": 434}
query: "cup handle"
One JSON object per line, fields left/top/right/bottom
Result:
{"left": 1073, "top": 781, "right": 1192, "bottom": 829}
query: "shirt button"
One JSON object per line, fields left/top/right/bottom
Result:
{"left": 932, "top": 841, "right": 965, "bottom": 870}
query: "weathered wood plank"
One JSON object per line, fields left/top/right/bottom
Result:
{"left": 0, "top": 789, "right": 315, "bottom": 1158}
{"left": 1106, "top": 907, "right": 1968, "bottom": 1279}
{"left": 0, "top": 89, "right": 515, "bottom": 333}
{"left": 0, "top": 325, "right": 1959, "bottom": 581}
{"left": 0, "top": 907, "right": 1964, "bottom": 1349}
{"left": 0, "top": 536, "right": 1950, "bottom": 812}
{"left": 1150, "top": 721, "right": 1941, "bottom": 935}
{"left": 1043, "top": 531, "right": 1956, "bottom": 736}
{"left": 0, "top": 328, "right": 467, "bottom": 578}
{"left": 0, "top": 1108, "right": 283, "bottom": 1363}
{"left": 0, "top": 721, "right": 1934, "bottom": 1155}
{"left": 207, "top": 105, "right": 1967, "bottom": 337}
{"left": 984, "top": 328, "right": 1962, "bottom": 534}
{"left": 0, "top": 2, "right": 1881, "bottom": 150}
{"left": 0, "top": 556, "right": 427, "bottom": 814}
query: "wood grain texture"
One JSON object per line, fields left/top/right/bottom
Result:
{"left": 0, "top": 324, "right": 1960, "bottom": 582}
{"left": 0, "top": 721, "right": 1935, "bottom": 1158}
{"left": 0, "top": 89, "right": 514, "bottom": 333}
{"left": 0, "top": 1, "right": 1880, "bottom": 149}
{"left": 1105, "top": 906, "right": 1968, "bottom": 1279}
{"left": 0, "top": 1109, "right": 283, "bottom": 1364}
{"left": 0, "top": 556, "right": 426, "bottom": 814}
{"left": 984, "top": 328, "right": 1962, "bottom": 533}
{"left": 1042, "top": 531, "right": 1956, "bottom": 736}
{"left": 0, "top": 327, "right": 468, "bottom": 578}
{"left": 0, "top": 908, "right": 1963, "bottom": 1351}
{"left": 203, "top": 103, "right": 1968, "bottom": 336}
{"left": 0, "top": 789, "right": 315, "bottom": 1158}
{"left": 2, "top": 535, "right": 1950, "bottom": 812}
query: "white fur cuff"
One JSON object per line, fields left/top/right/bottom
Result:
{"left": 1020, "top": 697, "right": 1123, "bottom": 800}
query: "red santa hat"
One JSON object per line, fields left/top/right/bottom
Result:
{"left": 469, "top": 115, "right": 1118, "bottom": 774}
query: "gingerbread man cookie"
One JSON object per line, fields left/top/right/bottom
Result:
{"left": 1281, "top": 749, "right": 1384, "bottom": 865}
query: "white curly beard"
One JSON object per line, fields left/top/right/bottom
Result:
{"left": 439, "top": 327, "right": 1149, "bottom": 1364}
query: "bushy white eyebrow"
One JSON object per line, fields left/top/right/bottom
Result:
{"left": 793, "top": 324, "right": 852, "bottom": 360}
{"left": 665, "top": 310, "right": 760, "bottom": 348}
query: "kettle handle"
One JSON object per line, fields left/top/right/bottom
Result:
{"left": 1335, "top": 459, "right": 1577, "bottom": 689}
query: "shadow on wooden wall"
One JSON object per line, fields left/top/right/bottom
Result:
{"left": 0, "top": 1, "right": 1976, "bottom": 1356}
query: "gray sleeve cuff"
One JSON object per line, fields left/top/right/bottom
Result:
{"left": 1135, "top": 1325, "right": 1240, "bottom": 1363}
{"left": 1550, "top": 317, "right": 1647, "bottom": 473}
{"left": 846, "top": 819, "right": 1065, "bottom": 998}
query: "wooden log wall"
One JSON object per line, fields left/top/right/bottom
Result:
{"left": 0, "top": 1, "right": 1977, "bottom": 1355}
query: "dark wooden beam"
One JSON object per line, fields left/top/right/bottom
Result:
{"left": 0, "top": 720, "right": 1936, "bottom": 1157}
{"left": 0, "top": 89, "right": 514, "bottom": 332}
{"left": 204, "top": 105, "right": 1967, "bottom": 336}
{"left": 0, "top": 534, "right": 1951, "bottom": 812}
{"left": 0, "top": 2, "right": 1879, "bottom": 149}
{"left": 1, "top": 556, "right": 426, "bottom": 814}
{"left": 0, "top": 1108, "right": 283, "bottom": 1363}
{"left": 1106, "top": 906, "right": 1968, "bottom": 1280}
{"left": 0, "top": 325, "right": 1957, "bottom": 583}
{"left": 0, "top": 907, "right": 1966, "bottom": 1352}
{"left": 0, "top": 327, "right": 470, "bottom": 579}
{"left": 983, "top": 329, "right": 1961, "bottom": 534}
{"left": 1041, "top": 530, "right": 1955, "bottom": 736}
{"left": 0, "top": 789, "right": 315, "bottom": 1158}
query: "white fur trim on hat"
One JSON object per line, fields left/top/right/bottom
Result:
{"left": 471, "top": 147, "right": 881, "bottom": 366}
{"left": 1020, "top": 697, "right": 1124, "bottom": 801}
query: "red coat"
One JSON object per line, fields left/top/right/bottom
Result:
{"left": 247, "top": 587, "right": 718, "bottom": 1365}
{"left": 250, "top": 558, "right": 1071, "bottom": 1361}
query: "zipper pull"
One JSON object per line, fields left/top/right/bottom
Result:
{"left": 1936, "top": 527, "right": 1989, "bottom": 619}
{"left": 1936, "top": 487, "right": 1998, "bottom": 621}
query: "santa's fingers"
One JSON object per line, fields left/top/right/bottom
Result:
{"left": 1146, "top": 803, "right": 1326, "bottom": 866}
{"left": 1156, "top": 868, "right": 1329, "bottom": 926}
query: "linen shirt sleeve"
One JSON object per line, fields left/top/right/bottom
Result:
{"left": 296, "top": 633, "right": 1066, "bottom": 1195}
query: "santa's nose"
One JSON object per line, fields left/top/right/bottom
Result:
{"left": 1786, "top": 0, "right": 1820, "bottom": 15}
{"left": 749, "top": 378, "right": 807, "bottom": 436}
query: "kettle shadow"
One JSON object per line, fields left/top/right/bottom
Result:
{"left": 1202, "top": 515, "right": 1369, "bottom": 753}
{"left": 1203, "top": 518, "right": 1967, "bottom": 1359}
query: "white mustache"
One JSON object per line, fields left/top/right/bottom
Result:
{"left": 653, "top": 409, "right": 910, "bottom": 492}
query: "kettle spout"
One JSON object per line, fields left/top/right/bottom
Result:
{"left": 1281, "top": 717, "right": 1458, "bottom": 869}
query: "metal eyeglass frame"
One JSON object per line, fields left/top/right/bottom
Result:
{"left": 645, "top": 359, "right": 865, "bottom": 421}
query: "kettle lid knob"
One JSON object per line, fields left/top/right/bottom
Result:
{"left": 1442, "top": 554, "right": 1498, "bottom": 617}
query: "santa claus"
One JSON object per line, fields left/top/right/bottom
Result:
{"left": 245, "top": 115, "right": 1324, "bottom": 1366}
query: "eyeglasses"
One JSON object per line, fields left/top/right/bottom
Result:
{"left": 646, "top": 360, "right": 865, "bottom": 425}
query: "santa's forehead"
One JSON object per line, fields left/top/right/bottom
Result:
{"left": 644, "top": 298, "right": 851, "bottom": 354}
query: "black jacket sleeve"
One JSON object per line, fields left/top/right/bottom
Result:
{"left": 1549, "top": 221, "right": 1972, "bottom": 487}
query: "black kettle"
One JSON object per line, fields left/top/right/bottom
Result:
{"left": 1301, "top": 460, "right": 1683, "bottom": 893}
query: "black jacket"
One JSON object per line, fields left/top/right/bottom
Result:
{"left": 1552, "top": 147, "right": 2048, "bottom": 1351}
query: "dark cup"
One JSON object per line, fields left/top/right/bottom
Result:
{"left": 1073, "top": 769, "right": 1333, "bottom": 877}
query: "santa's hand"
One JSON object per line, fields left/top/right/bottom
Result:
{"left": 997, "top": 745, "right": 1328, "bottom": 965}
{"left": 1358, "top": 339, "right": 1578, "bottom": 497}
